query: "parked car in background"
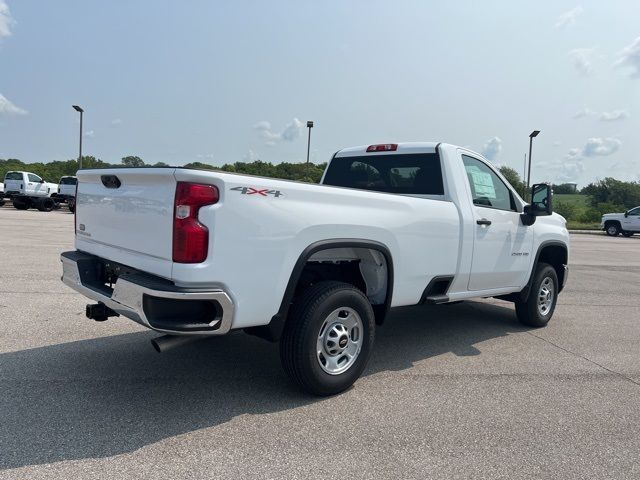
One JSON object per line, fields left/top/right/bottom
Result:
{"left": 601, "top": 206, "right": 640, "bottom": 237}
{"left": 3, "top": 171, "right": 59, "bottom": 211}
{"left": 0, "top": 182, "right": 4, "bottom": 206}
{"left": 54, "top": 175, "right": 77, "bottom": 212}
{"left": 61, "top": 142, "right": 570, "bottom": 395}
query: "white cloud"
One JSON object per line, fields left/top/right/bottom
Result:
{"left": 481, "top": 137, "right": 502, "bottom": 161}
{"left": 253, "top": 120, "right": 271, "bottom": 131}
{"left": 557, "top": 161, "right": 584, "bottom": 182}
{"left": 614, "top": 37, "right": 640, "bottom": 78}
{"left": 253, "top": 117, "right": 304, "bottom": 144}
{"left": 84, "top": 130, "right": 94, "bottom": 138}
{"left": 0, "top": 1, "right": 14, "bottom": 38}
{"left": 111, "top": 118, "right": 122, "bottom": 126}
{"left": 568, "top": 48, "right": 595, "bottom": 76}
{"left": 572, "top": 107, "right": 594, "bottom": 119}
{"left": 555, "top": 6, "right": 583, "bottom": 29}
{"left": 243, "top": 149, "right": 259, "bottom": 162}
{"left": 581, "top": 137, "right": 621, "bottom": 157}
{"left": 0, "top": 93, "right": 27, "bottom": 115}
{"left": 599, "top": 110, "right": 629, "bottom": 121}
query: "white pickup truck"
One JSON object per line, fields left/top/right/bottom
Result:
{"left": 54, "top": 175, "right": 78, "bottom": 212}
{"left": 601, "top": 206, "right": 640, "bottom": 237}
{"left": 3, "top": 171, "right": 59, "bottom": 211}
{"left": 61, "top": 142, "right": 569, "bottom": 395}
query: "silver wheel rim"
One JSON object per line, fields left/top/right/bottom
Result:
{"left": 608, "top": 226, "right": 617, "bottom": 235}
{"left": 316, "top": 307, "right": 363, "bottom": 375}
{"left": 537, "top": 276, "right": 555, "bottom": 316}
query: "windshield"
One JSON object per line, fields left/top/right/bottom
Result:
{"left": 323, "top": 153, "right": 444, "bottom": 195}
{"left": 4, "top": 172, "right": 23, "bottom": 181}
{"left": 60, "top": 177, "right": 77, "bottom": 185}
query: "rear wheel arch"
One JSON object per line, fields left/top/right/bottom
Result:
{"left": 247, "top": 239, "right": 394, "bottom": 342}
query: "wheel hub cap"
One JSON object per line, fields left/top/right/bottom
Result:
{"left": 316, "top": 307, "right": 363, "bottom": 375}
{"left": 537, "top": 276, "right": 555, "bottom": 316}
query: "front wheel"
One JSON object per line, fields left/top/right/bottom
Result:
{"left": 280, "top": 281, "right": 375, "bottom": 396}
{"left": 606, "top": 222, "right": 620, "bottom": 236}
{"left": 515, "top": 263, "right": 559, "bottom": 327}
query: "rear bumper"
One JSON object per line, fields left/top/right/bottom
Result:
{"left": 60, "top": 251, "right": 234, "bottom": 335}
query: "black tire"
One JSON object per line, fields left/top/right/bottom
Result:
{"left": 37, "top": 198, "right": 55, "bottom": 212}
{"left": 13, "top": 199, "right": 29, "bottom": 210}
{"left": 622, "top": 231, "right": 634, "bottom": 237}
{"left": 605, "top": 222, "right": 620, "bottom": 236}
{"left": 280, "top": 281, "right": 375, "bottom": 396}
{"left": 515, "top": 262, "right": 559, "bottom": 327}
{"left": 68, "top": 199, "right": 76, "bottom": 213}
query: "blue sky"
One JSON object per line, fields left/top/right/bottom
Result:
{"left": 0, "top": 1, "right": 638, "bottom": 186}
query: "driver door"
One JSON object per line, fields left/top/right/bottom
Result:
{"left": 28, "top": 173, "right": 44, "bottom": 195}
{"left": 462, "top": 154, "right": 534, "bottom": 291}
{"left": 623, "top": 207, "right": 640, "bottom": 232}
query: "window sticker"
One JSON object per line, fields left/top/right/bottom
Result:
{"left": 466, "top": 166, "right": 496, "bottom": 199}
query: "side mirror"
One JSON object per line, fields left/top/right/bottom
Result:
{"left": 624, "top": 211, "right": 629, "bottom": 218}
{"left": 521, "top": 183, "right": 553, "bottom": 226}
{"left": 530, "top": 183, "right": 553, "bottom": 216}
{"left": 39, "top": 179, "right": 45, "bottom": 183}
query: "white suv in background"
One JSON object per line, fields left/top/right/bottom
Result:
{"left": 601, "top": 206, "right": 640, "bottom": 237}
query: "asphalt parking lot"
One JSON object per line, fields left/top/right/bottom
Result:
{"left": 1, "top": 206, "right": 639, "bottom": 479}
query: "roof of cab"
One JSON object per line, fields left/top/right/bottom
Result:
{"left": 335, "top": 142, "right": 441, "bottom": 157}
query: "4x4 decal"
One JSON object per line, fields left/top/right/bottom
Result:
{"left": 230, "top": 186, "right": 284, "bottom": 197}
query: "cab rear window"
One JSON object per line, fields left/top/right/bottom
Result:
{"left": 323, "top": 153, "right": 444, "bottom": 195}
{"left": 4, "top": 172, "right": 22, "bottom": 181}
{"left": 60, "top": 177, "right": 77, "bottom": 185}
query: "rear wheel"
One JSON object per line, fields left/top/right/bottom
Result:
{"left": 622, "top": 231, "right": 634, "bottom": 237}
{"left": 13, "top": 198, "right": 29, "bottom": 210}
{"left": 280, "top": 281, "right": 375, "bottom": 396}
{"left": 515, "top": 262, "right": 558, "bottom": 327}
{"left": 68, "top": 198, "right": 76, "bottom": 213}
{"left": 605, "top": 222, "right": 620, "bottom": 236}
{"left": 37, "top": 198, "right": 55, "bottom": 212}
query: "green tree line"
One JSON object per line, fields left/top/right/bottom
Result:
{"left": 1, "top": 156, "right": 327, "bottom": 184}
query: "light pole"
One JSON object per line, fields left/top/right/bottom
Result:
{"left": 72, "top": 105, "right": 84, "bottom": 169}
{"left": 306, "top": 121, "right": 314, "bottom": 164}
{"left": 526, "top": 130, "right": 540, "bottom": 197}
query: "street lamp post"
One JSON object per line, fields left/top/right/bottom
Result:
{"left": 526, "top": 130, "right": 540, "bottom": 198}
{"left": 72, "top": 105, "right": 84, "bottom": 169}
{"left": 306, "top": 121, "right": 314, "bottom": 164}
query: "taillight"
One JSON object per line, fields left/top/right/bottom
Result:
{"left": 74, "top": 182, "right": 78, "bottom": 233}
{"left": 173, "top": 182, "right": 219, "bottom": 263}
{"left": 366, "top": 144, "right": 397, "bottom": 152}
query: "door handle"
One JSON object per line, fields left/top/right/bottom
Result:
{"left": 477, "top": 219, "right": 492, "bottom": 226}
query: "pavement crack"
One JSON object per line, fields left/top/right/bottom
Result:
{"left": 526, "top": 331, "right": 640, "bottom": 387}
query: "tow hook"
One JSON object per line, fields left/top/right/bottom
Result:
{"left": 86, "top": 302, "right": 119, "bottom": 322}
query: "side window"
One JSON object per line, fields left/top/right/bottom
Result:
{"left": 628, "top": 207, "right": 640, "bottom": 216}
{"left": 28, "top": 174, "right": 42, "bottom": 183}
{"left": 462, "top": 155, "right": 515, "bottom": 211}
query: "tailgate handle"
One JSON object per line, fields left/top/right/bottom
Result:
{"left": 101, "top": 175, "right": 122, "bottom": 189}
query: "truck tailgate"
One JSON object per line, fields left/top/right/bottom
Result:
{"left": 75, "top": 168, "right": 177, "bottom": 279}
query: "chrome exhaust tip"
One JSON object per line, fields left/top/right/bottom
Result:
{"left": 151, "top": 334, "right": 202, "bottom": 353}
